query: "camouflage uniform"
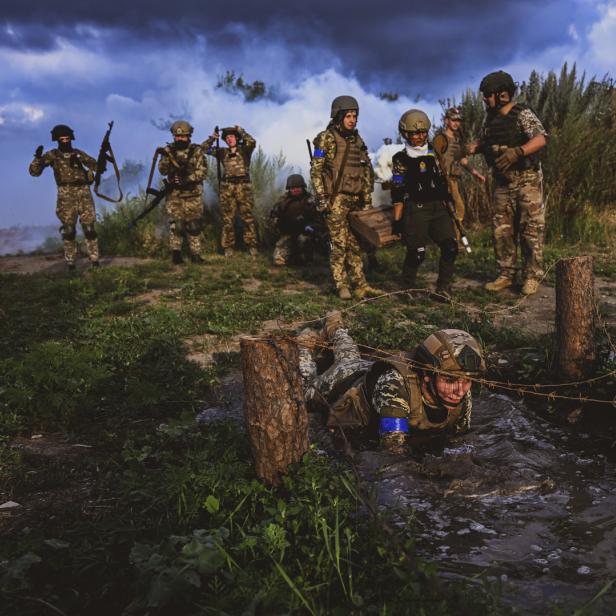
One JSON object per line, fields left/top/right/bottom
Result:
{"left": 29, "top": 148, "right": 99, "bottom": 265}
{"left": 157, "top": 143, "right": 208, "bottom": 256}
{"left": 299, "top": 328, "right": 472, "bottom": 441}
{"left": 310, "top": 126, "right": 374, "bottom": 292}
{"left": 433, "top": 130, "right": 466, "bottom": 229}
{"left": 202, "top": 128, "right": 257, "bottom": 249}
{"left": 270, "top": 192, "right": 318, "bottom": 265}
{"left": 480, "top": 105, "right": 546, "bottom": 281}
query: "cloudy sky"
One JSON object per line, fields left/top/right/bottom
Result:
{"left": 1, "top": 0, "right": 614, "bottom": 227}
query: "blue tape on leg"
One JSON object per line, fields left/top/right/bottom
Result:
{"left": 379, "top": 417, "right": 409, "bottom": 433}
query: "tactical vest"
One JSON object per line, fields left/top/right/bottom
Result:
{"left": 277, "top": 196, "right": 313, "bottom": 235}
{"left": 395, "top": 148, "right": 450, "bottom": 203}
{"left": 48, "top": 149, "right": 93, "bottom": 186}
{"left": 439, "top": 132, "right": 464, "bottom": 178}
{"left": 325, "top": 355, "right": 465, "bottom": 434}
{"left": 222, "top": 146, "right": 251, "bottom": 181}
{"left": 322, "top": 129, "right": 369, "bottom": 196}
{"left": 163, "top": 143, "right": 204, "bottom": 195}
{"left": 481, "top": 103, "right": 540, "bottom": 171}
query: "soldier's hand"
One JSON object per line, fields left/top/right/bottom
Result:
{"left": 466, "top": 141, "right": 479, "bottom": 155}
{"left": 316, "top": 196, "right": 330, "bottom": 213}
{"left": 495, "top": 146, "right": 524, "bottom": 171}
{"left": 471, "top": 168, "right": 486, "bottom": 183}
{"left": 34, "top": 145, "right": 44, "bottom": 158}
{"left": 304, "top": 225, "right": 315, "bottom": 234}
{"left": 212, "top": 129, "right": 220, "bottom": 139}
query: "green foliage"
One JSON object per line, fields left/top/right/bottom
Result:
{"left": 216, "top": 70, "right": 269, "bottom": 102}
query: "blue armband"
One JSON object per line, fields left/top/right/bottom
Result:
{"left": 379, "top": 417, "right": 409, "bottom": 433}
{"left": 207, "top": 147, "right": 214, "bottom": 155}
{"left": 391, "top": 174, "right": 404, "bottom": 184}
{"left": 313, "top": 148, "right": 325, "bottom": 158}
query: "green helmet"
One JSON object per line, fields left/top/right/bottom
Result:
{"left": 221, "top": 126, "right": 240, "bottom": 139}
{"left": 170, "top": 120, "right": 194, "bottom": 137}
{"left": 51, "top": 124, "right": 75, "bottom": 140}
{"left": 414, "top": 329, "right": 485, "bottom": 377}
{"left": 330, "top": 95, "right": 359, "bottom": 118}
{"left": 285, "top": 174, "right": 306, "bottom": 190}
{"left": 398, "top": 109, "right": 431, "bottom": 134}
{"left": 445, "top": 107, "right": 462, "bottom": 120}
{"left": 479, "top": 70, "right": 515, "bottom": 96}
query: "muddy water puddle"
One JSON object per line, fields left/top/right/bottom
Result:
{"left": 355, "top": 391, "right": 616, "bottom": 614}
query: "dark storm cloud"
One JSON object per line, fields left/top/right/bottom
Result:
{"left": 2, "top": 0, "right": 588, "bottom": 95}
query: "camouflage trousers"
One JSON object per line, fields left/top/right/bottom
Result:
{"left": 326, "top": 194, "right": 367, "bottom": 291}
{"left": 219, "top": 181, "right": 257, "bottom": 249}
{"left": 56, "top": 185, "right": 99, "bottom": 264}
{"left": 300, "top": 328, "right": 371, "bottom": 404}
{"left": 492, "top": 169, "right": 545, "bottom": 280}
{"left": 165, "top": 192, "right": 204, "bottom": 255}
{"left": 273, "top": 234, "right": 312, "bottom": 266}
{"left": 448, "top": 178, "right": 465, "bottom": 241}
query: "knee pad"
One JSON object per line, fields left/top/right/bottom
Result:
{"left": 185, "top": 219, "right": 203, "bottom": 236}
{"left": 405, "top": 246, "right": 426, "bottom": 268}
{"left": 60, "top": 224, "right": 76, "bottom": 241}
{"left": 81, "top": 222, "right": 97, "bottom": 240}
{"left": 438, "top": 238, "right": 459, "bottom": 262}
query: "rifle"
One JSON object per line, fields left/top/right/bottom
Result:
{"left": 94, "top": 121, "right": 123, "bottom": 203}
{"left": 214, "top": 125, "right": 221, "bottom": 190}
{"left": 128, "top": 181, "right": 172, "bottom": 229}
{"left": 306, "top": 138, "right": 313, "bottom": 160}
{"left": 444, "top": 200, "right": 472, "bottom": 254}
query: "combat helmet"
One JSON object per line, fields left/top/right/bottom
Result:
{"left": 330, "top": 95, "right": 359, "bottom": 118}
{"left": 445, "top": 107, "right": 462, "bottom": 120}
{"left": 170, "top": 120, "right": 194, "bottom": 137}
{"left": 413, "top": 329, "right": 485, "bottom": 377}
{"left": 398, "top": 109, "right": 431, "bottom": 135}
{"left": 479, "top": 70, "right": 516, "bottom": 96}
{"left": 51, "top": 124, "right": 75, "bottom": 140}
{"left": 285, "top": 174, "right": 306, "bottom": 190}
{"left": 221, "top": 126, "right": 240, "bottom": 139}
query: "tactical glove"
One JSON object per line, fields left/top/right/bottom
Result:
{"left": 35, "top": 145, "right": 44, "bottom": 158}
{"left": 392, "top": 218, "right": 404, "bottom": 236}
{"left": 495, "top": 146, "right": 524, "bottom": 171}
{"left": 304, "top": 225, "right": 315, "bottom": 234}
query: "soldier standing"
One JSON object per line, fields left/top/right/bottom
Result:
{"left": 270, "top": 174, "right": 319, "bottom": 266}
{"left": 157, "top": 120, "right": 208, "bottom": 264}
{"left": 202, "top": 126, "right": 258, "bottom": 257}
{"left": 29, "top": 124, "right": 100, "bottom": 271}
{"left": 469, "top": 71, "right": 547, "bottom": 295}
{"left": 297, "top": 311, "right": 485, "bottom": 455}
{"left": 432, "top": 107, "right": 486, "bottom": 237}
{"left": 391, "top": 110, "right": 459, "bottom": 298}
{"left": 310, "top": 95, "right": 379, "bottom": 300}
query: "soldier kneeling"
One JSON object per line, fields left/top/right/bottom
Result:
{"left": 297, "top": 312, "right": 485, "bottom": 454}
{"left": 270, "top": 174, "right": 320, "bottom": 266}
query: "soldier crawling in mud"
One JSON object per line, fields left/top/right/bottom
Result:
{"left": 468, "top": 70, "right": 547, "bottom": 296}
{"left": 29, "top": 124, "right": 100, "bottom": 271}
{"left": 310, "top": 95, "right": 380, "bottom": 300}
{"left": 202, "top": 126, "right": 258, "bottom": 257}
{"left": 270, "top": 174, "right": 320, "bottom": 267}
{"left": 157, "top": 120, "right": 208, "bottom": 264}
{"left": 297, "top": 311, "right": 485, "bottom": 454}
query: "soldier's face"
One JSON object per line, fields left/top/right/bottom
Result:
{"left": 407, "top": 130, "right": 428, "bottom": 147}
{"left": 289, "top": 187, "right": 303, "bottom": 197}
{"left": 483, "top": 90, "right": 511, "bottom": 109}
{"left": 58, "top": 136, "right": 71, "bottom": 144}
{"left": 174, "top": 135, "right": 190, "bottom": 143}
{"left": 342, "top": 111, "right": 358, "bottom": 130}
{"left": 428, "top": 374, "right": 472, "bottom": 407}
{"left": 225, "top": 134, "right": 238, "bottom": 147}
{"left": 446, "top": 118, "right": 461, "bottom": 132}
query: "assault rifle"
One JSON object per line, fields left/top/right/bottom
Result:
{"left": 128, "top": 181, "right": 173, "bottom": 229}
{"left": 215, "top": 125, "right": 221, "bottom": 189}
{"left": 306, "top": 138, "right": 313, "bottom": 160}
{"left": 94, "top": 121, "right": 123, "bottom": 203}
{"left": 444, "top": 200, "right": 472, "bottom": 254}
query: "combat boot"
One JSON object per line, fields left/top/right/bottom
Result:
{"left": 322, "top": 310, "right": 344, "bottom": 340}
{"left": 191, "top": 254, "right": 204, "bottom": 264}
{"left": 484, "top": 275, "right": 512, "bottom": 292}
{"left": 521, "top": 278, "right": 540, "bottom": 296}
{"left": 224, "top": 248, "right": 234, "bottom": 258}
{"left": 91, "top": 260, "right": 100, "bottom": 268}
{"left": 67, "top": 262, "right": 76, "bottom": 273}
{"left": 337, "top": 286, "right": 352, "bottom": 300}
{"left": 172, "top": 250, "right": 184, "bottom": 265}
{"left": 354, "top": 284, "right": 384, "bottom": 300}
{"left": 434, "top": 259, "right": 454, "bottom": 301}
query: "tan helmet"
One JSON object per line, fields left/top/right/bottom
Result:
{"left": 398, "top": 109, "right": 431, "bottom": 134}
{"left": 414, "top": 329, "right": 485, "bottom": 376}
{"left": 445, "top": 107, "right": 462, "bottom": 121}
{"left": 170, "top": 120, "right": 194, "bottom": 137}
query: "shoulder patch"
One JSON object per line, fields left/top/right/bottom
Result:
{"left": 313, "top": 148, "right": 326, "bottom": 158}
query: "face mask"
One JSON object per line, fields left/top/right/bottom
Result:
{"left": 58, "top": 141, "right": 73, "bottom": 152}
{"left": 174, "top": 140, "right": 190, "bottom": 150}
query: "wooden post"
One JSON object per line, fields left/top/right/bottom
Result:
{"left": 240, "top": 335, "right": 309, "bottom": 485}
{"left": 555, "top": 256, "right": 596, "bottom": 379}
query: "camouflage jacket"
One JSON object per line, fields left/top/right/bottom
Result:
{"left": 310, "top": 125, "right": 374, "bottom": 205}
{"left": 202, "top": 128, "right": 256, "bottom": 181}
{"left": 270, "top": 193, "right": 318, "bottom": 236}
{"left": 158, "top": 142, "right": 207, "bottom": 196}
{"left": 29, "top": 148, "right": 96, "bottom": 186}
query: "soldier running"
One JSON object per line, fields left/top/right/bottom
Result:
{"left": 29, "top": 124, "right": 100, "bottom": 271}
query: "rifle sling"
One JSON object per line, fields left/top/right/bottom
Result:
{"left": 94, "top": 142, "right": 124, "bottom": 203}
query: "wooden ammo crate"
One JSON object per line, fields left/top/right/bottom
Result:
{"left": 348, "top": 204, "right": 399, "bottom": 247}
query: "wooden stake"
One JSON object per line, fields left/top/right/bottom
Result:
{"left": 240, "top": 335, "right": 309, "bottom": 485}
{"left": 555, "top": 256, "right": 596, "bottom": 379}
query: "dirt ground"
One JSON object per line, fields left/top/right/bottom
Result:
{"left": 0, "top": 253, "right": 151, "bottom": 274}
